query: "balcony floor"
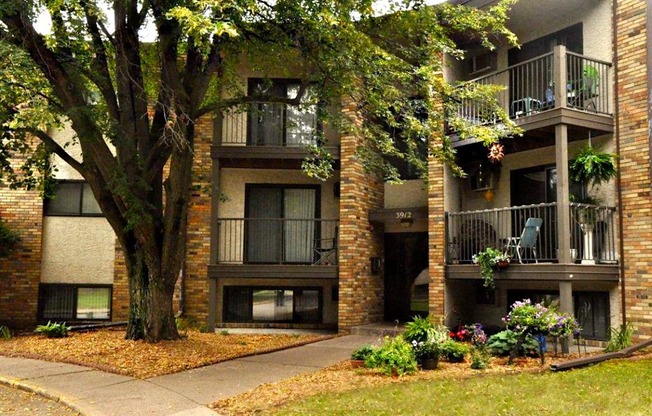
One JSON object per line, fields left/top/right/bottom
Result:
{"left": 446, "top": 263, "right": 619, "bottom": 282}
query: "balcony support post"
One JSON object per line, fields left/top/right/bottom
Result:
{"left": 559, "top": 281, "right": 574, "bottom": 354}
{"left": 208, "top": 115, "right": 224, "bottom": 331}
{"left": 553, "top": 45, "right": 568, "bottom": 109}
{"left": 555, "top": 123, "right": 572, "bottom": 264}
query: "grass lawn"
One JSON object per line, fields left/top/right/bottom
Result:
{"left": 272, "top": 358, "right": 652, "bottom": 415}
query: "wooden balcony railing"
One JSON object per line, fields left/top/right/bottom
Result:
{"left": 445, "top": 203, "right": 617, "bottom": 265}
{"left": 453, "top": 45, "right": 612, "bottom": 127}
{"left": 216, "top": 218, "right": 338, "bottom": 265}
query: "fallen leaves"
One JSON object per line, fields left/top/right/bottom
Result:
{"left": 0, "top": 328, "right": 329, "bottom": 379}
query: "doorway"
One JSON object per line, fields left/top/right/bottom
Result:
{"left": 383, "top": 232, "right": 428, "bottom": 322}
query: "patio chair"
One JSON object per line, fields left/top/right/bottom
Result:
{"left": 504, "top": 217, "right": 543, "bottom": 264}
{"left": 312, "top": 226, "right": 338, "bottom": 265}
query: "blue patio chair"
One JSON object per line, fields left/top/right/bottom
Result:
{"left": 505, "top": 217, "right": 543, "bottom": 264}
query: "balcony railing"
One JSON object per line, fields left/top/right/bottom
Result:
{"left": 453, "top": 46, "right": 612, "bottom": 127}
{"left": 445, "top": 203, "right": 617, "bottom": 264}
{"left": 219, "top": 102, "right": 318, "bottom": 147}
{"left": 216, "top": 218, "right": 338, "bottom": 265}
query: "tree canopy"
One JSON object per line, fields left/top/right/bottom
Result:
{"left": 0, "top": 0, "right": 519, "bottom": 341}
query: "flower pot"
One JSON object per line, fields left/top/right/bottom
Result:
{"left": 350, "top": 359, "right": 365, "bottom": 368}
{"left": 421, "top": 358, "right": 439, "bottom": 370}
{"left": 496, "top": 260, "right": 510, "bottom": 270}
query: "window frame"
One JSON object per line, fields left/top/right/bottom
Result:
{"left": 37, "top": 283, "right": 113, "bottom": 322}
{"left": 44, "top": 180, "right": 104, "bottom": 217}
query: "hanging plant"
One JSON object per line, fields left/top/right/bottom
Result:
{"left": 569, "top": 145, "right": 617, "bottom": 189}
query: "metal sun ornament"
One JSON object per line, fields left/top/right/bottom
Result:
{"left": 488, "top": 143, "right": 505, "bottom": 163}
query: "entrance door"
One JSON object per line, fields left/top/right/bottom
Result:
{"left": 383, "top": 232, "right": 428, "bottom": 322}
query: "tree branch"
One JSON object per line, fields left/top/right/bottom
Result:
{"left": 22, "top": 129, "right": 86, "bottom": 174}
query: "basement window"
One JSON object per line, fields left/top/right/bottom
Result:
{"left": 38, "top": 284, "right": 112, "bottom": 321}
{"left": 224, "top": 286, "right": 322, "bottom": 323}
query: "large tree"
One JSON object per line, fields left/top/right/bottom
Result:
{"left": 0, "top": 0, "right": 519, "bottom": 341}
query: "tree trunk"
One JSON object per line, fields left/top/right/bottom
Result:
{"left": 123, "top": 239, "right": 180, "bottom": 342}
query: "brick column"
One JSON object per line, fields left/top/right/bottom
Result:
{"left": 616, "top": 0, "right": 652, "bottom": 339}
{"left": 338, "top": 102, "right": 385, "bottom": 332}
{"left": 0, "top": 186, "right": 43, "bottom": 328}
{"left": 427, "top": 157, "right": 446, "bottom": 319}
{"left": 183, "top": 115, "right": 214, "bottom": 322}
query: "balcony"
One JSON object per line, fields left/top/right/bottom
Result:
{"left": 445, "top": 203, "right": 619, "bottom": 282}
{"left": 212, "top": 103, "right": 340, "bottom": 167}
{"left": 451, "top": 45, "right": 613, "bottom": 147}
{"left": 208, "top": 218, "right": 339, "bottom": 279}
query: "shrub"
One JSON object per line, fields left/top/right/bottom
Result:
{"left": 35, "top": 321, "right": 70, "bottom": 338}
{"left": 351, "top": 344, "right": 375, "bottom": 361}
{"left": 403, "top": 315, "right": 436, "bottom": 344}
{"left": 470, "top": 346, "right": 491, "bottom": 370}
{"left": 365, "top": 336, "right": 418, "bottom": 377}
{"left": 605, "top": 322, "right": 634, "bottom": 353}
{"left": 486, "top": 330, "right": 539, "bottom": 357}
{"left": 0, "top": 218, "right": 20, "bottom": 258}
{"left": 441, "top": 340, "right": 470, "bottom": 362}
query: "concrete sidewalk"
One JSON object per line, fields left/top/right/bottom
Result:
{"left": 0, "top": 334, "right": 379, "bottom": 416}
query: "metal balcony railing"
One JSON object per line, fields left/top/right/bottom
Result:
{"left": 452, "top": 46, "right": 612, "bottom": 128}
{"left": 218, "top": 102, "right": 319, "bottom": 146}
{"left": 445, "top": 203, "right": 617, "bottom": 265}
{"left": 216, "top": 218, "right": 338, "bottom": 265}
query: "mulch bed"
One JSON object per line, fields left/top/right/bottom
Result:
{"left": 0, "top": 328, "right": 330, "bottom": 379}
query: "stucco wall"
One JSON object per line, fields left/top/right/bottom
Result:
{"left": 384, "top": 180, "right": 427, "bottom": 209}
{"left": 218, "top": 168, "right": 340, "bottom": 219}
{"left": 40, "top": 217, "right": 115, "bottom": 284}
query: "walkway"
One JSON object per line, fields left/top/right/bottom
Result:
{"left": 0, "top": 334, "right": 378, "bottom": 416}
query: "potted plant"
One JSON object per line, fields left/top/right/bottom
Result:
{"left": 350, "top": 344, "right": 374, "bottom": 368}
{"left": 569, "top": 144, "right": 618, "bottom": 263}
{"left": 473, "top": 247, "right": 511, "bottom": 288}
{"left": 403, "top": 315, "right": 449, "bottom": 370}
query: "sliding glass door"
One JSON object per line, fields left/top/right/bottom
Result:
{"left": 245, "top": 185, "right": 318, "bottom": 263}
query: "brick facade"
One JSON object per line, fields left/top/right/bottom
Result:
{"left": 337, "top": 102, "right": 385, "bottom": 331}
{"left": 616, "top": 0, "right": 652, "bottom": 339}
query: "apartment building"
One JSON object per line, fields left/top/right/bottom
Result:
{"left": 0, "top": 0, "right": 650, "bottom": 341}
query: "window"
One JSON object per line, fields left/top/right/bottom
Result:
{"left": 45, "top": 181, "right": 102, "bottom": 216}
{"left": 38, "top": 284, "right": 112, "bottom": 321}
{"left": 224, "top": 287, "right": 322, "bottom": 323}
{"left": 247, "top": 79, "right": 319, "bottom": 146}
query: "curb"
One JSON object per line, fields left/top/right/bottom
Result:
{"left": 0, "top": 376, "right": 88, "bottom": 416}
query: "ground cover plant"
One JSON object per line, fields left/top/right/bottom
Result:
{"left": 0, "top": 328, "right": 328, "bottom": 379}
{"left": 212, "top": 352, "right": 652, "bottom": 415}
